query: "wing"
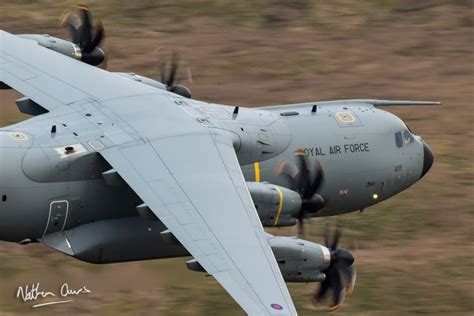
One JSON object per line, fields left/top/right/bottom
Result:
{"left": 0, "top": 30, "right": 157, "bottom": 112}
{"left": 1, "top": 29, "right": 297, "bottom": 315}
{"left": 100, "top": 132, "right": 297, "bottom": 315}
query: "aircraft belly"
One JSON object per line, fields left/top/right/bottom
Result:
{"left": 40, "top": 216, "right": 189, "bottom": 264}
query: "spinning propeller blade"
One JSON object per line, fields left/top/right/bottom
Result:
{"left": 60, "top": 4, "right": 106, "bottom": 66}
{"left": 277, "top": 150, "right": 325, "bottom": 236}
{"left": 158, "top": 51, "right": 192, "bottom": 99}
{"left": 313, "top": 225, "right": 356, "bottom": 311}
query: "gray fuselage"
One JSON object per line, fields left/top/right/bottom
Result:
{"left": 0, "top": 99, "right": 432, "bottom": 263}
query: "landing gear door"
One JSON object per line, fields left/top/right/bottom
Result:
{"left": 43, "top": 200, "right": 69, "bottom": 236}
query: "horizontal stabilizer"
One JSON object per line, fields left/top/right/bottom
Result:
{"left": 258, "top": 99, "right": 441, "bottom": 112}
{"left": 369, "top": 100, "right": 441, "bottom": 106}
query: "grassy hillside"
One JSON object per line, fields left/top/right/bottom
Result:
{"left": 0, "top": 1, "right": 473, "bottom": 315}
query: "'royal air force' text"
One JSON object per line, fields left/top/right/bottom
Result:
{"left": 303, "top": 143, "right": 370, "bottom": 156}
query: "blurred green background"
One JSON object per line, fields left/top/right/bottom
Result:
{"left": 0, "top": 1, "right": 473, "bottom": 315}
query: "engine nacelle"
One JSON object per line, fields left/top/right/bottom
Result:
{"left": 114, "top": 72, "right": 168, "bottom": 91}
{"left": 269, "top": 236, "right": 331, "bottom": 282}
{"left": 247, "top": 181, "right": 301, "bottom": 227}
{"left": 18, "top": 34, "right": 105, "bottom": 66}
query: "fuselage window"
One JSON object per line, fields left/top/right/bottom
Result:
{"left": 395, "top": 132, "right": 403, "bottom": 148}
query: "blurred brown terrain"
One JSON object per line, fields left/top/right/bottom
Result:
{"left": 0, "top": 0, "right": 473, "bottom": 315}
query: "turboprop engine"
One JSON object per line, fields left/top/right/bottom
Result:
{"left": 19, "top": 5, "right": 106, "bottom": 66}
{"left": 248, "top": 151, "right": 327, "bottom": 234}
{"left": 269, "top": 227, "right": 357, "bottom": 311}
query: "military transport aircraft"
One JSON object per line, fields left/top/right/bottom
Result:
{"left": 0, "top": 6, "right": 436, "bottom": 315}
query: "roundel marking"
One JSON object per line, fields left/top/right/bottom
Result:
{"left": 271, "top": 303, "right": 284, "bottom": 310}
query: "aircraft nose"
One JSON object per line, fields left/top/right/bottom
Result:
{"left": 420, "top": 142, "right": 434, "bottom": 179}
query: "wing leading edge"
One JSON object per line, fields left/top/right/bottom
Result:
{"left": 100, "top": 131, "right": 297, "bottom": 316}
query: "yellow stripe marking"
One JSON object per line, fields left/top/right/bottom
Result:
{"left": 273, "top": 186, "right": 283, "bottom": 226}
{"left": 254, "top": 162, "right": 260, "bottom": 182}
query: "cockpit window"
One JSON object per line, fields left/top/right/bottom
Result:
{"left": 403, "top": 130, "right": 414, "bottom": 144}
{"left": 406, "top": 124, "right": 415, "bottom": 134}
{"left": 395, "top": 132, "right": 403, "bottom": 148}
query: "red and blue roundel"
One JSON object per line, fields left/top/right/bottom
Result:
{"left": 271, "top": 303, "right": 284, "bottom": 310}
